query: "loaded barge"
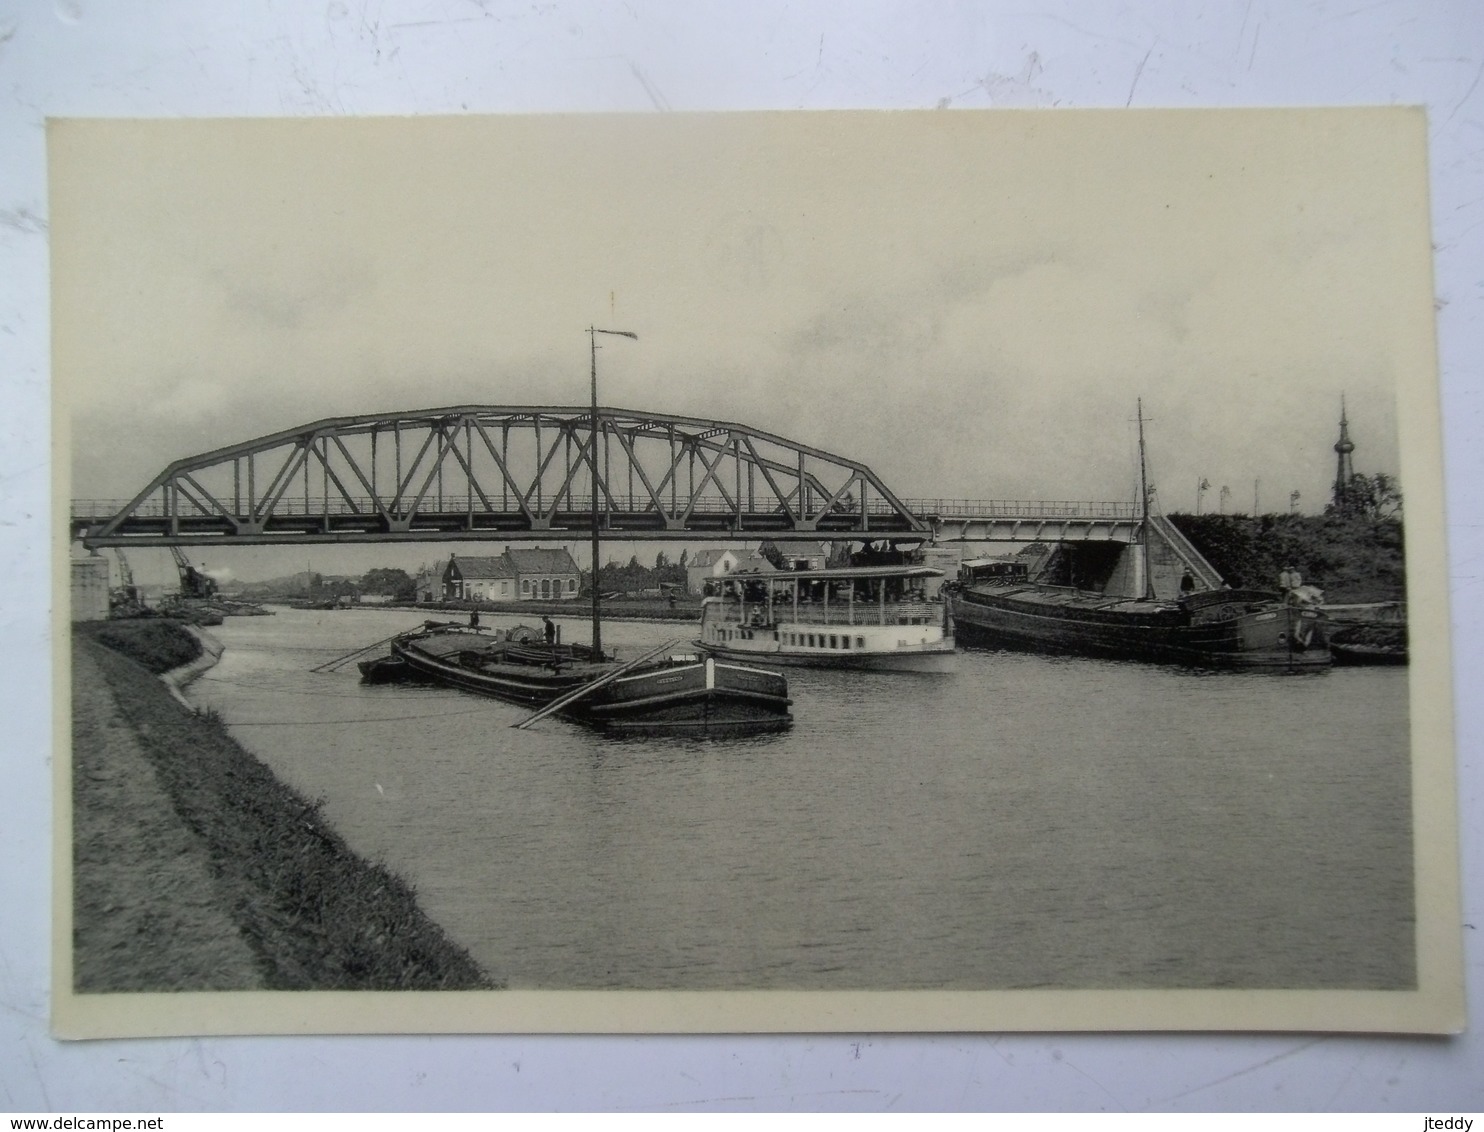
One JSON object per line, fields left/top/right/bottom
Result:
{"left": 947, "top": 573, "right": 1330, "bottom": 670}
{"left": 363, "top": 622, "right": 792, "bottom": 736}
{"left": 944, "top": 399, "right": 1331, "bottom": 672}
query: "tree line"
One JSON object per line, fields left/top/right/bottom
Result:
{"left": 1169, "top": 473, "right": 1405, "bottom": 603}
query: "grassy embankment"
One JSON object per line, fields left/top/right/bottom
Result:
{"left": 1168, "top": 511, "right": 1406, "bottom": 604}
{"left": 72, "top": 619, "right": 494, "bottom": 992}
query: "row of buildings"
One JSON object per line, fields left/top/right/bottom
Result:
{"left": 416, "top": 543, "right": 832, "bottom": 603}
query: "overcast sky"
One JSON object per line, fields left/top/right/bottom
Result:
{"left": 53, "top": 110, "right": 1428, "bottom": 582}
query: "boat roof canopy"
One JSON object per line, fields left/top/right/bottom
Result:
{"left": 727, "top": 564, "right": 944, "bottom": 582}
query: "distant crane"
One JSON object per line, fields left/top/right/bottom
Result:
{"left": 169, "top": 546, "right": 217, "bottom": 599}
{"left": 110, "top": 548, "right": 142, "bottom": 609}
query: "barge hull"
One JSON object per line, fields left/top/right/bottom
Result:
{"left": 948, "top": 590, "right": 1331, "bottom": 671}
{"left": 383, "top": 630, "right": 792, "bottom": 735}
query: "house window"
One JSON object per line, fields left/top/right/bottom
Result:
{"left": 567, "top": 578, "right": 576, "bottom": 592}
{"left": 856, "top": 636, "right": 865, "bottom": 649}
{"left": 541, "top": 578, "right": 551, "bottom": 598}
{"left": 521, "top": 579, "right": 531, "bottom": 596}
{"left": 829, "top": 635, "right": 838, "bottom": 649}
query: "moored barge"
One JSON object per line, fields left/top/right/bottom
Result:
{"left": 946, "top": 579, "right": 1331, "bottom": 670}
{"left": 363, "top": 623, "right": 793, "bottom": 736}
{"left": 943, "top": 398, "right": 1331, "bottom": 672}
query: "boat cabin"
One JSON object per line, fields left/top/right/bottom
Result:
{"left": 708, "top": 564, "right": 944, "bottom": 630}
{"left": 958, "top": 559, "right": 1030, "bottom": 586}
{"left": 699, "top": 564, "right": 956, "bottom": 670}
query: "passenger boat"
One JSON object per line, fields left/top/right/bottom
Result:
{"left": 363, "top": 622, "right": 792, "bottom": 736}
{"left": 943, "top": 401, "right": 1331, "bottom": 672}
{"left": 697, "top": 564, "right": 956, "bottom": 672}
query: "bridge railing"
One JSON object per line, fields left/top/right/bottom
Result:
{"left": 71, "top": 496, "right": 851, "bottom": 520}
{"left": 899, "top": 499, "right": 1140, "bottom": 519}
{"left": 73, "top": 496, "right": 1144, "bottom": 522}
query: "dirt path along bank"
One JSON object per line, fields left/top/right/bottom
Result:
{"left": 70, "top": 621, "right": 494, "bottom": 992}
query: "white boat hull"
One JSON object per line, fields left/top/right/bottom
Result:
{"left": 697, "top": 568, "right": 958, "bottom": 674}
{"left": 698, "top": 639, "right": 957, "bottom": 673}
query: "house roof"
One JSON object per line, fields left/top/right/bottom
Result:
{"left": 732, "top": 554, "right": 776, "bottom": 573}
{"left": 506, "top": 547, "right": 579, "bottom": 574}
{"left": 447, "top": 555, "right": 514, "bottom": 580}
{"left": 782, "top": 542, "right": 827, "bottom": 558}
{"left": 690, "top": 548, "right": 734, "bottom": 568}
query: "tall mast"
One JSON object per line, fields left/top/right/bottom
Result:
{"left": 1137, "top": 398, "right": 1155, "bottom": 600}
{"left": 586, "top": 327, "right": 638, "bottom": 659}
{"left": 589, "top": 329, "right": 601, "bottom": 657}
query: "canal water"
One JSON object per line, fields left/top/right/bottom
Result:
{"left": 185, "top": 606, "right": 1414, "bottom": 991}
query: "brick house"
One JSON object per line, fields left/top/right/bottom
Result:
{"left": 443, "top": 547, "right": 580, "bottom": 602}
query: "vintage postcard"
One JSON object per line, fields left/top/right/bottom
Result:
{"left": 51, "top": 109, "right": 1462, "bottom": 1037}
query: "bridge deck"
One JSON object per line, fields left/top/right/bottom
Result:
{"left": 70, "top": 496, "right": 1144, "bottom": 546}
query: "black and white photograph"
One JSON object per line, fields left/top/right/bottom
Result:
{"left": 5, "top": 0, "right": 1484, "bottom": 1114}
{"left": 50, "top": 107, "right": 1460, "bottom": 1038}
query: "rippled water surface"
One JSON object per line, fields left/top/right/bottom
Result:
{"left": 187, "top": 606, "right": 1414, "bottom": 990}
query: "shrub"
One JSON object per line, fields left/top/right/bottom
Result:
{"left": 84, "top": 619, "right": 203, "bottom": 673}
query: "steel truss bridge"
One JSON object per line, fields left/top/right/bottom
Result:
{"left": 69, "top": 405, "right": 1146, "bottom": 550}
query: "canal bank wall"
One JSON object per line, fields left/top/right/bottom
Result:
{"left": 346, "top": 596, "right": 702, "bottom": 622}
{"left": 70, "top": 620, "right": 494, "bottom": 992}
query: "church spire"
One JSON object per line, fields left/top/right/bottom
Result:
{"left": 1332, "top": 395, "right": 1356, "bottom": 510}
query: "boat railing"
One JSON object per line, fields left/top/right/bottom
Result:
{"left": 708, "top": 597, "right": 941, "bottom": 628}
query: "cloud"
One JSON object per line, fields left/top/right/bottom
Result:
{"left": 206, "top": 253, "right": 377, "bottom": 334}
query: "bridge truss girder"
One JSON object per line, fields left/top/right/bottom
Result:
{"left": 931, "top": 516, "right": 1142, "bottom": 543}
{"left": 74, "top": 406, "right": 928, "bottom": 548}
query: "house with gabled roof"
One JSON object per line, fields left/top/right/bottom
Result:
{"left": 685, "top": 547, "right": 776, "bottom": 595}
{"left": 443, "top": 547, "right": 581, "bottom": 602}
{"left": 778, "top": 542, "right": 828, "bottom": 572}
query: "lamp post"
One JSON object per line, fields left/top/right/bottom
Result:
{"left": 588, "top": 326, "right": 638, "bottom": 658}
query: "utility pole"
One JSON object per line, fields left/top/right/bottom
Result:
{"left": 587, "top": 326, "right": 638, "bottom": 658}
{"left": 1136, "top": 399, "right": 1155, "bottom": 601}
